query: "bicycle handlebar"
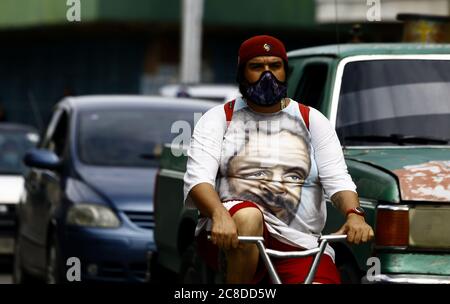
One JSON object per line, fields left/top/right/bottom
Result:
{"left": 207, "top": 234, "right": 348, "bottom": 243}
{"left": 206, "top": 233, "right": 347, "bottom": 284}
{"left": 319, "top": 234, "right": 348, "bottom": 242}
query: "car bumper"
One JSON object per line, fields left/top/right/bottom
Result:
{"left": 0, "top": 204, "right": 16, "bottom": 255}
{"left": 362, "top": 274, "right": 450, "bottom": 284}
{"left": 63, "top": 226, "right": 156, "bottom": 282}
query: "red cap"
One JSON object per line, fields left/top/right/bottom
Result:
{"left": 238, "top": 35, "right": 288, "bottom": 66}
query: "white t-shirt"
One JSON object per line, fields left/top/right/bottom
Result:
{"left": 183, "top": 97, "right": 356, "bottom": 260}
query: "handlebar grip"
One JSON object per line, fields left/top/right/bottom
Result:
{"left": 206, "top": 234, "right": 264, "bottom": 243}
{"left": 319, "top": 234, "right": 348, "bottom": 242}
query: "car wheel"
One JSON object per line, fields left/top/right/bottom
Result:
{"left": 46, "top": 234, "right": 63, "bottom": 284}
{"left": 13, "top": 236, "right": 35, "bottom": 284}
{"left": 178, "top": 242, "right": 221, "bottom": 284}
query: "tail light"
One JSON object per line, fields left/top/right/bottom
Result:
{"left": 376, "top": 205, "right": 409, "bottom": 247}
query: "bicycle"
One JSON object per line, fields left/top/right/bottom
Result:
{"left": 208, "top": 234, "right": 348, "bottom": 284}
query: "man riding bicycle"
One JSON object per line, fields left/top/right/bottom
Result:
{"left": 183, "top": 35, "right": 374, "bottom": 284}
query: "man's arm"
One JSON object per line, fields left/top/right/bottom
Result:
{"left": 189, "top": 183, "right": 239, "bottom": 249}
{"left": 308, "top": 108, "right": 374, "bottom": 244}
{"left": 183, "top": 105, "right": 238, "bottom": 249}
{"left": 331, "top": 190, "right": 374, "bottom": 244}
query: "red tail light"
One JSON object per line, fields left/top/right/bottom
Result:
{"left": 376, "top": 206, "right": 409, "bottom": 247}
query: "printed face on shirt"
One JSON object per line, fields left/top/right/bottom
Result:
{"left": 227, "top": 130, "right": 311, "bottom": 225}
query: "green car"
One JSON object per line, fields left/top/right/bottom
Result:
{"left": 153, "top": 43, "right": 450, "bottom": 284}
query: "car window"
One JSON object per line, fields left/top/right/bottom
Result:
{"left": 337, "top": 59, "right": 450, "bottom": 145}
{"left": 0, "top": 130, "right": 39, "bottom": 174}
{"left": 294, "top": 62, "right": 329, "bottom": 109}
{"left": 40, "top": 109, "right": 61, "bottom": 148}
{"left": 77, "top": 107, "right": 206, "bottom": 167}
{"left": 44, "top": 111, "right": 69, "bottom": 157}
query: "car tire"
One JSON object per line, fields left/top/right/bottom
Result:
{"left": 46, "top": 234, "right": 64, "bottom": 284}
{"left": 178, "top": 242, "right": 221, "bottom": 284}
{"left": 13, "top": 236, "right": 36, "bottom": 284}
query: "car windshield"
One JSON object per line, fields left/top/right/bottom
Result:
{"left": 336, "top": 59, "right": 450, "bottom": 146}
{"left": 0, "top": 130, "right": 39, "bottom": 174}
{"left": 77, "top": 107, "right": 202, "bottom": 167}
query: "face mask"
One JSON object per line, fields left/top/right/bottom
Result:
{"left": 242, "top": 71, "right": 287, "bottom": 107}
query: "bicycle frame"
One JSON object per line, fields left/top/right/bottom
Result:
{"left": 208, "top": 234, "right": 347, "bottom": 284}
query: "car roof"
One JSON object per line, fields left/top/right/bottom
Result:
{"left": 57, "top": 95, "right": 220, "bottom": 112}
{"left": 0, "top": 123, "right": 38, "bottom": 133}
{"left": 288, "top": 43, "right": 450, "bottom": 59}
{"left": 160, "top": 84, "right": 240, "bottom": 100}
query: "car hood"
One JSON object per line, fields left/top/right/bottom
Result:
{"left": 77, "top": 166, "right": 158, "bottom": 212}
{"left": 344, "top": 147, "right": 450, "bottom": 202}
{"left": 0, "top": 175, "right": 24, "bottom": 204}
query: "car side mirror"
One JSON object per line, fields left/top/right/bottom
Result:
{"left": 23, "top": 148, "right": 61, "bottom": 171}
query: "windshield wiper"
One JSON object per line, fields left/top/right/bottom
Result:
{"left": 344, "top": 134, "right": 449, "bottom": 145}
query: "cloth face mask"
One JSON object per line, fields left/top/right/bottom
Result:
{"left": 243, "top": 71, "right": 287, "bottom": 107}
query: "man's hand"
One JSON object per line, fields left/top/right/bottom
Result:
{"left": 189, "top": 183, "right": 239, "bottom": 250}
{"left": 210, "top": 208, "right": 239, "bottom": 250}
{"left": 330, "top": 191, "right": 375, "bottom": 244}
{"left": 334, "top": 214, "right": 374, "bottom": 244}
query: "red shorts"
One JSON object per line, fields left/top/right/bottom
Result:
{"left": 196, "top": 201, "right": 341, "bottom": 284}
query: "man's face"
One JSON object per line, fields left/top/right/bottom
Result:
{"left": 227, "top": 130, "right": 310, "bottom": 224}
{"left": 244, "top": 56, "right": 286, "bottom": 84}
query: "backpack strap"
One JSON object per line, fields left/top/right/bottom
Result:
{"left": 224, "top": 99, "right": 236, "bottom": 126}
{"left": 224, "top": 99, "right": 310, "bottom": 130}
{"left": 298, "top": 103, "right": 310, "bottom": 130}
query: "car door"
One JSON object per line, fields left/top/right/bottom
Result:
{"left": 21, "top": 108, "right": 70, "bottom": 270}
